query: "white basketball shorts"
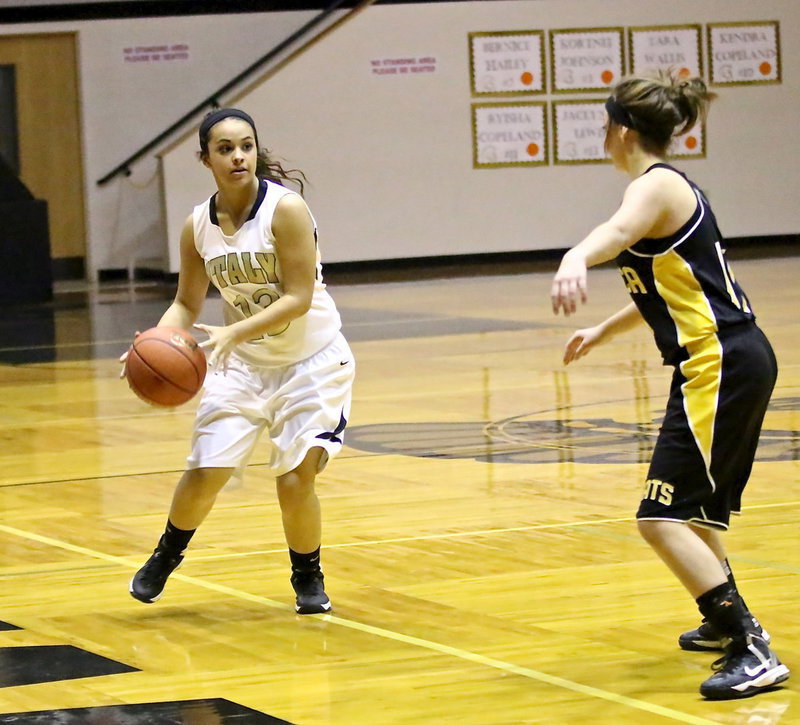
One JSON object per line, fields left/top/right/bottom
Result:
{"left": 186, "top": 332, "right": 354, "bottom": 480}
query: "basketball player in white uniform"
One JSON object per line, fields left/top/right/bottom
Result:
{"left": 127, "top": 108, "right": 353, "bottom": 614}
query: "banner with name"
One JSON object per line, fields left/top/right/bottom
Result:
{"left": 472, "top": 102, "right": 548, "bottom": 167}
{"left": 552, "top": 100, "right": 608, "bottom": 164}
{"left": 629, "top": 25, "right": 702, "bottom": 77}
{"left": 708, "top": 21, "right": 780, "bottom": 85}
{"left": 549, "top": 27, "right": 624, "bottom": 93}
{"left": 469, "top": 30, "right": 545, "bottom": 95}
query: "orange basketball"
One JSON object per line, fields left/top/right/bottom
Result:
{"left": 125, "top": 327, "right": 207, "bottom": 407}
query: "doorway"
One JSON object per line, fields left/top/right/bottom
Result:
{"left": 0, "top": 33, "right": 86, "bottom": 279}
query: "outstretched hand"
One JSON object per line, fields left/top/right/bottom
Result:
{"left": 563, "top": 325, "right": 604, "bottom": 366}
{"left": 551, "top": 252, "right": 588, "bottom": 316}
{"left": 194, "top": 323, "right": 239, "bottom": 372}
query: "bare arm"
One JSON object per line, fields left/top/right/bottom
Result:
{"left": 159, "top": 215, "right": 209, "bottom": 330}
{"left": 597, "top": 302, "right": 645, "bottom": 338}
{"left": 563, "top": 302, "right": 644, "bottom": 365}
{"left": 119, "top": 215, "right": 207, "bottom": 375}
{"left": 551, "top": 174, "right": 671, "bottom": 316}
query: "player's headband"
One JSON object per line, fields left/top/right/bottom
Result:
{"left": 605, "top": 96, "right": 675, "bottom": 146}
{"left": 199, "top": 108, "right": 259, "bottom": 148}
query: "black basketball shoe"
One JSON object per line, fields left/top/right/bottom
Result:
{"left": 291, "top": 569, "right": 332, "bottom": 615}
{"left": 679, "top": 616, "right": 770, "bottom": 652}
{"left": 700, "top": 634, "right": 789, "bottom": 700}
{"left": 129, "top": 548, "right": 183, "bottom": 603}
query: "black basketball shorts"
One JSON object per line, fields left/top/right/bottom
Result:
{"left": 637, "top": 323, "right": 777, "bottom": 530}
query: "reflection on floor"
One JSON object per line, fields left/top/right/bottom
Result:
{"left": 0, "top": 271, "right": 551, "bottom": 364}
{"left": 0, "top": 280, "right": 178, "bottom": 364}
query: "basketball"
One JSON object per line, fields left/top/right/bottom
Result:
{"left": 125, "top": 327, "right": 207, "bottom": 407}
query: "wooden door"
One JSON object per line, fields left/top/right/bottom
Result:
{"left": 0, "top": 33, "right": 86, "bottom": 278}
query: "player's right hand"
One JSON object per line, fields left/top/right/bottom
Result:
{"left": 119, "top": 331, "right": 141, "bottom": 378}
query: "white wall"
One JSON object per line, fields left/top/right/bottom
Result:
{"left": 162, "top": 0, "right": 800, "bottom": 270}
{"left": 5, "top": 1, "right": 800, "bottom": 276}
{"left": 0, "top": 8, "right": 324, "bottom": 276}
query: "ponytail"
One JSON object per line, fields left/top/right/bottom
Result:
{"left": 255, "top": 149, "right": 308, "bottom": 196}
{"left": 607, "top": 70, "right": 717, "bottom": 154}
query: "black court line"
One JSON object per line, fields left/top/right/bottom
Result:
{"left": 0, "top": 698, "right": 292, "bottom": 724}
{"left": 0, "top": 644, "right": 138, "bottom": 688}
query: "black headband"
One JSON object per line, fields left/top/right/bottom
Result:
{"left": 605, "top": 96, "right": 675, "bottom": 146}
{"left": 605, "top": 97, "right": 637, "bottom": 130}
{"left": 198, "top": 108, "right": 259, "bottom": 148}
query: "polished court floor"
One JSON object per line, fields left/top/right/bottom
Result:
{"left": 0, "top": 253, "right": 797, "bottom": 724}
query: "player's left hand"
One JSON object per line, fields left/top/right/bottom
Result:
{"left": 551, "top": 251, "right": 588, "bottom": 316}
{"left": 194, "top": 323, "right": 237, "bottom": 372}
{"left": 563, "top": 325, "right": 604, "bottom": 365}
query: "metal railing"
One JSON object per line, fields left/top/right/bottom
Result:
{"left": 96, "top": 0, "right": 354, "bottom": 186}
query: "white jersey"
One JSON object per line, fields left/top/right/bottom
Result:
{"left": 193, "top": 178, "right": 341, "bottom": 367}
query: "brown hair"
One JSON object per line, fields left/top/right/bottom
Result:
{"left": 198, "top": 109, "right": 308, "bottom": 194}
{"left": 606, "top": 70, "right": 717, "bottom": 155}
{"left": 253, "top": 148, "right": 308, "bottom": 195}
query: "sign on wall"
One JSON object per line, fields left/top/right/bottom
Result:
{"left": 466, "top": 18, "right": 785, "bottom": 168}
{"left": 370, "top": 56, "right": 438, "bottom": 76}
{"left": 628, "top": 25, "right": 702, "bottom": 77}
{"left": 122, "top": 43, "right": 190, "bottom": 63}
{"left": 549, "top": 27, "right": 624, "bottom": 93}
{"left": 552, "top": 100, "right": 608, "bottom": 164}
{"left": 669, "top": 122, "right": 705, "bottom": 159}
{"left": 708, "top": 21, "right": 780, "bottom": 85}
{"left": 468, "top": 30, "right": 545, "bottom": 95}
{"left": 472, "top": 101, "right": 548, "bottom": 168}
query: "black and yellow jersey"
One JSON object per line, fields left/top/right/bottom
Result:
{"left": 615, "top": 163, "right": 755, "bottom": 365}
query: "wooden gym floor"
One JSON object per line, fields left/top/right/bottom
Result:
{"left": 0, "top": 252, "right": 797, "bottom": 724}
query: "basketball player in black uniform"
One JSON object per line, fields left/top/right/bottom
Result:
{"left": 550, "top": 71, "right": 789, "bottom": 700}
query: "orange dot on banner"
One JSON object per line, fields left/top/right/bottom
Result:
{"left": 759, "top": 61, "right": 772, "bottom": 75}
{"left": 601, "top": 69, "right": 614, "bottom": 84}
{"left": 520, "top": 71, "right": 534, "bottom": 85}
{"left": 527, "top": 143, "right": 540, "bottom": 156}
{"left": 679, "top": 67, "right": 691, "bottom": 78}
{"left": 685, "top": 136, "right": 698, "bottom": 150}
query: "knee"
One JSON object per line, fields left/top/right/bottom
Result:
{"left": 637, "top": 519, "right": 689, "bottom": 552}
{"left": 276, "top": 473, "right": 315, "bottom": 508}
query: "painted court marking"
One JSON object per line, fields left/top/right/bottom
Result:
{"left": 0, "top": 522, "right": 724, "bottom": 725}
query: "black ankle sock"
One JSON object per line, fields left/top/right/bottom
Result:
{"left": 158, "top": 520, "right": 195, "bottom": 555}
{"left": 289, "top": 546, "right": 321, "bottom": 572}
{"left": 721, "top": 557, "right": 751, "bottom": 612}
{"left": 696, "top": 582, "right": 751, "bottom": 644}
